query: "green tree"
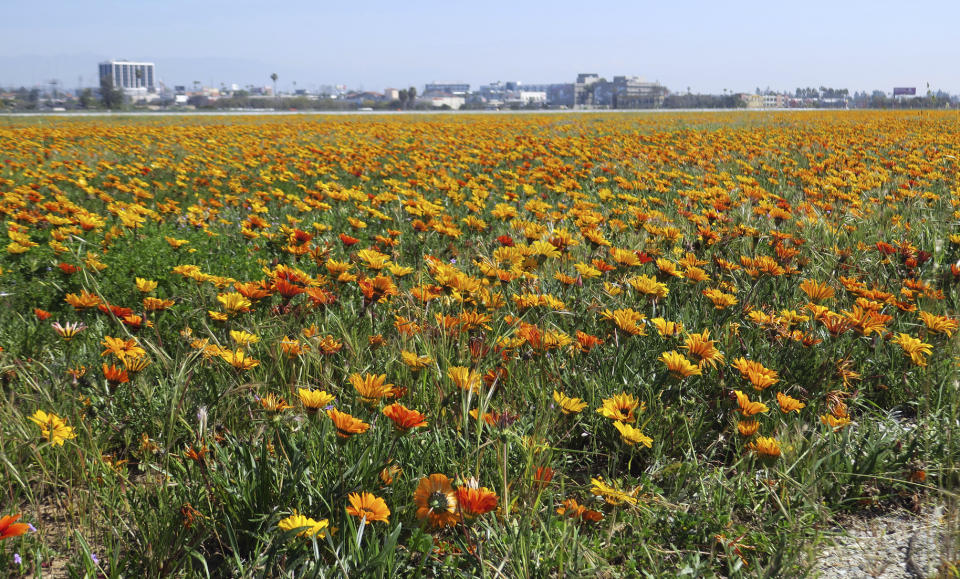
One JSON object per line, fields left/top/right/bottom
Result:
{"left": 270, "top": 72, "right": 279, "bottom": 105}
{"left": 407, "top": 86, "right": 417, "bottom": 109}
{"left": 99, "top": 75, "right": 123, "bottom": 109}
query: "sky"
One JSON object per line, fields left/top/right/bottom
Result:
{"left": 2, "top": 0, "right": 958, "bottom": 95}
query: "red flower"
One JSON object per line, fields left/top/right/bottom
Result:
{"left": 456, "top": 484, "right": 498, "bottom": 518}
{"left": 0, "top": 513, "right": 31, "bottom": 541}
{"left": 34, "top": 308, "right": 52, "bottom": 320}
{"left": 497, "top": 235, "right": 514, "bottom": 247}
{"left": 339, "top": 233, "right": 359, "bottom": 246}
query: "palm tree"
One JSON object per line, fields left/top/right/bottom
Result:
{"left": 270, "top": 73, "right": 278, "bottom": 104}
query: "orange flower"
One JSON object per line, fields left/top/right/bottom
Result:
{"left": 731, "top": 358, "right": 779, "bottom": 391}
{"left": 456, "top": 481, "right": 498, "bottom": 518}
{"left": 327, "top": 408, "right": 370, "bottom": 438}
{"left": 350, "top": 373, "right": 394, "bottom": 403}
{"left": 414, "top": 474, "right": 458, "bottom": 529}
{"left": 776, "top": 392, "right": 805, "bottom": 413}
{"left": 737, "top": 419, "right": 760, "bottom": 436}
{"left": 0, "top": 513, "right": 31, "bottom": 541}
{"left": 346, "top": 492, "right": 390, "bottom": 524}
{"left": 734, "top": 390, "right": 769, "bottom": 417}
{"left": 382, "top": 403, "right": 428, "bottom": 432}
{"left": 102, "top": 363, "right": 129, "bottom": 385}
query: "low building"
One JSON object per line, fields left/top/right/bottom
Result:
{"left": 424, "top": 82, "right": 470, "bottom": 96}
{"left": 611, "top": 76, "right": 667, "bottom": 109}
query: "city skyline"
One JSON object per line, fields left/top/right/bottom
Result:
{"left": 2, "top": 0, "right": 958, "bottom": 94}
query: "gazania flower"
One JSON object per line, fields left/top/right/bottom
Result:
{"left": 380, "top": 464, "right": 402, "bottom": 485}
{"left": 613, "top": 421, "right": 653, "bottom": 447}
{"left": 350, "top": 373, "right": 394, "bottom": 403}
{"left": 552, "top": 390, "right": 587, "bottom": 414}
{"left": 65, "top": 290, "right": 101, "bottom": 310}
{"left": 448, "top": 366, "right": 482, "bottom": 394}
{"left": 456, "top": 480, "right": 498, "bottom": 518}
{"left": 382, "top": 403, "right": 428, "bottom": 432}
{"left": 259, "top": 393, "right": 292, "bottom": 412}
{"left": 556, "top": 498, "right": 603, "bottom": 523}
{"left": 143, "top": 297, "right": 175, "bottom": 311}
{"left": 135, "top": 278, "right": 158, "bottom": 293}
{"left": 28, "top": 410, "right": 77, "bottom": 446}
{"left": 34, "top": 308, "right": 51, "bottom": 320}
{"left": 401, "top": 350, "right": 433, "bottom": 371}
{"left": 414, "top": 474, "right": 458, "bottom": 528}
{"left": 918, "top": 312, "right": 958, "bottom": 337}
{"left": 659, "top": 350, "right": 702, "bottom": 379}
{"left": 216, "top": 292, "right": 252, "bottom": 314}
{"left": 651, "top": 318, "right": 683, "bottom": 337}
{"left": 702, "top": 288, "right": 738, "bottom": 309}
{"left": 346, "top": 492, "right": 390, "bottom": 524}
{"left": 682, "top": 329, "right": 724, "bottom": 368}
{"left": 747, "top": 436, "right": 781, "bottom": 459}
{"left": 230, "top": 330, "right": 260, "bottom": 347}
{"left": 123, "top": 355, "right": 151, "bottom": 373}
{"left": 731, "top": 358, "right": 779, "bottom": 390}
{"left": 101, "top": 336, "right": 146, "bottom": 362}
{"left": 220, "top": 349, "right": 259, "bottom": 370}
{"left": 597, "top": 393, "right": 644, "bottom": 422}
{"left": 298, "top": 388, "right": 335, "bottom": 411}
{"left": 798, "top": 279, "right": 835, "bottom": 302}
{"left": 52, "top": 321, "right": 86, "bottom": 341}
{"left": 277, "top": 512, "right": 330, "bottom": 538}
{"left": 102, "top": 363, "right": 129, "bottom": 385}
{"left": 734, "top": 390, "right": 769, "bottom": 417}
{"left": 327, "top": 408, "right": 370, "bottom": 438}
{"left": 737, "top": 419, "right": 760, "bottom": 436}
{"left": 891, "top": 333, "right": 933, "bottom": 367}
{"left": 590, "top": 477, "right": 639, "bottom": 505}
{"left": 0, "top": 513, "right": 31, "bottom": 541}
{"left": 776, "top": 392, "right": 805, "bottom": 413}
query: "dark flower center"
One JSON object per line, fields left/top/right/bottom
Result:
{"left": 428, "top": 491, "right": 450, "bottom": 511}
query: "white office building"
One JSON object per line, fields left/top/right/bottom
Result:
{"left": 99, "top": 60, "right": 157, "bottom": 94}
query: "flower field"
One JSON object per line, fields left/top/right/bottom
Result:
{"left": 0, "top": 111, "right": 958, "bottom": 576}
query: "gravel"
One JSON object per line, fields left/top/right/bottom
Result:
{"left": 812, "top": 505, "right": 955, "bottom": 578}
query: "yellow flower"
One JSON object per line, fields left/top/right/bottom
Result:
{"left": 597, "top": 393, "right": 644, "bottom": 422}
{"left": 651, "top": 317, "right": 683, "bottom": 337}
{"left": 220, "top": 349, "right": 259, "bottom": 370}
{"left": 659, "top": 350, "right": 702, "bottom": 379}
{"left": 747, "top": 436, "right": 781, "bottom": 459}
{"left": 552, "top": 390, "right": 587, "bottom": 414}
{"left": 277, "top": 512, "right": 330, "bottom": 538}
{"left": 101, "top": 336, "right": 146, "bottom": 362}
{"left": 345, "top": 492, "right": 390, "bottom": 524}
{"left": 590, "top": 477, "right": 639, "bottom": 505}
{"left": 891, "top": 333, "right": 933, "bottom": 367}
{"left": 731, "top": 358, "right": 779, "bottom": 390}
{"left": 349, "top": 373, "right": 394, "bottom": 403}
{"left": 29, "top": 410, "right": 77, "bottom": 446}
{"left": 298, "top": 388, "right": 335, "bottom": 410}
{"left": 613, "top": 421, "right": 653, "bottom": 447}
{"left": 776, "top": 392, "right": 805, "bottom": 413}
{"left": 448, "top": 366, "right": 482, "bottom": 394}
{"left": 401, "top": 350, "right": 433, "bottom": 371}
{"left": 229, "top": 330, "right": 260, "bottom": 347}
{"left": 135, "top": 278, "right": 158, "bottom": 293}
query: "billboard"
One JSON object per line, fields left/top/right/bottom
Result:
{"left": 893, "top": 87, "right": 916, "bottom": 96}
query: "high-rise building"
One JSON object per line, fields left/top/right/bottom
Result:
{"left": 98, "top": 60, "right": 156, "bottom": 94}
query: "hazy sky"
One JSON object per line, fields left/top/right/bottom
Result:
{"left": 2, "top": 0, "right": 957, "bottom": 94}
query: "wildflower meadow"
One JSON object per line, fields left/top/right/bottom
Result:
{"left": 0, "top": 111, "right": 958, "bottom": 576}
